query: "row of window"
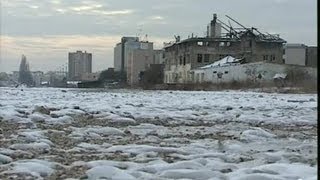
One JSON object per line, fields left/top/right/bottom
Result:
{"left": 197, "top": 41, "right": 232, "bottom": 47}
{"left": 197, "top": 54, "right": 230, "bottom": 63}
{"left": 263, "top": 54, "right": 276, "bottom": 61}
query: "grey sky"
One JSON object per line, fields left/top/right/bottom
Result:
{"left": 0, "top": 0, "right": 317, "bottom": 73}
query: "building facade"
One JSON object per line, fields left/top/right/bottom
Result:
{"left": 306, "top": 46, "right": 317, "bottom": 67}
{"left": 284, "top": 44, "right": 318, "bottom": 67}
{"left": 191, "top": 62, "right": 317, "bottom": 84}
{"left": 114, "top": 37, "right": 164, "bottom": 85}
{"left": 68, "top": 51, "right": 92, "bottom": 80}
{"left": 284, "top": 44, "right": 307, "bottom": 66}
{"left": 31, "top": 71, "right": 44, "bottom": 87}
{"left": 164, "top": 14, "right": 286, "bottom": 84}
{"left": 113, "top": 37, "right": 140, "bottom": 73}
{"left": 126, "top": 42, "right": 154, "bottom": 85}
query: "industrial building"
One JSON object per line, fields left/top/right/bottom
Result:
{"left": 164, "top": 13, "right": 286, "bottom": 84}
{"left": 68, "top": 51, "right": 92, "bottom": 80}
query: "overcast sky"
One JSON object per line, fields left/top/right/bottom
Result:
{"left": 0, "top": 0, "right": 317, "bottom": 73}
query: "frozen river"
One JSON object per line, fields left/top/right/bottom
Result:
{"left": 0, "top": 87, "right": 317, "bottom": 179}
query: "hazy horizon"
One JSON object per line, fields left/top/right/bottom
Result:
{"left": 0, "top": 0, "right": 317, "bottom": 73}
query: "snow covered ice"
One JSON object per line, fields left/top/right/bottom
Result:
{"left": 0, "top": 87, "right": 317, "bottom": 179}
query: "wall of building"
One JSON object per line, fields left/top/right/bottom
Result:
{"left": 252, "top": 41, "right": 284, "bottom": 64}
{"left": 306, "top": 46, "right": 317, "bottom": 67}
{"left": 31, "top": 71, "right": 44, "bottom": 87}
{"left": 114, "top": 44, "right": 122, "bottom": 72}
{"left": 191, "top": 62, "right": 317, "bottom": 84}
{"left": 80, "top": 72, "right": 100, "bottom": 82}
{"left": 153, "top": 50, "right": 165, "bottom": 64}
{"left": 284, "top": 44, "right": 307, "bottom": 66}
{"left": 127, "top": 49, "right": 154, "bottom": 85}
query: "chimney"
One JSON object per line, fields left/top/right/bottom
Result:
{"left": 209, "top": 13, "right": 220, "bottom": 38}
{"left": 212, "top": 13, "right": 217, "bottom": 24}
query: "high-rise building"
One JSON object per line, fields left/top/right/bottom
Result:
{"left": 114, "top": 37, "right": 159, "bottom": 85}
{"left": 113, "top": 37, "right": 140, "bottom": 73}
{"left": 68, "top": 51, "right": 92, "bottom": 80}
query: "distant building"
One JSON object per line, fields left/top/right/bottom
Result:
{"left": 80, "top": 72, "right": 100, "bottom": 82}
{"left": 306, "top": 46, "right": 317, "bottom": 67}
{"left": 284, "top": 44, "right": 307, "bottom": 66}
{"left": 284, "top": 44, "right": 318, "bottom": 67}
{"left": 68, "top": 51, "right": 92, "bottom": 80}
{"left": 114, "top": 37, "right": 163, "bottom": 85}
{"left": 31, "top": 71, "right": 44, "bottom": 87}
{"left": 127, "top": 42, "right": 154, "bottom": 85}
{"left": 163, "top": 13, "right": 286, "bottom": 84}
{"left": 113, "top": 37, "right": 140, "bottom": 73}
{"left": 153, "top": 50, "right": 165, "bottom": 64}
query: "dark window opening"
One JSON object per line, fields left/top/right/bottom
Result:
{"left": 183, "top": 56, "right": 186, "bottom": 65}
{"left": 179, "top": 56, "right": 183, "bottom": 65}
{"left": 197, "top": 54, "right": 203, "bottom": 63}
{"left": 224, "top": 71, "right": 228, "bottom": 74}
{"left": 204, "top": 54, "right": 210, "bottom": 62}
{"left": 213, "top": 71, "right": 217, "bottom": 73}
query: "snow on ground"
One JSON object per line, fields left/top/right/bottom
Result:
{"left": 0, "top": 87, "right": 317, "bottom": 179}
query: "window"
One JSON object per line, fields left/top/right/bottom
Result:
{"left": 186, "top": 54, "right": 190, "bottom": 63}
{"left": 197, "top": 42, "right": 203, "bottom": 46}
{"left": 213, "top": 71, "right": 217, "bottom": 73}
{"left": 226, "top": 42, "right": 231, "bottom": 46}
{"left": 204, "top": 54, "right": 210, "bottom": 62}
{"left": 224, "top": 71, "right": 228, "bottom": 74}
{"left": 197, "top": 54, "right": 203, "bottom": 63}
{"left": 219, "top": 42, "right": 225, "bottom": 46}
{"left": 201, "top": 73, "right": 204, "bottom": 82}
{"left": 179, "top": 56, "right": 183, "bottom": 65}
{"left": 183, "top": 56, "right": 186, "bottom": 65}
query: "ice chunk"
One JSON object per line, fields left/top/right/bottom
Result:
{"left": 160, "top": 169, "right": 226, "bottom": 180}
{"left": 86, "top": 165, "right": 136, "bottom": 180}
{"left": 0, "top": 154, "right": 12, "bottom": 164}
{"left": 5, "top": 159, "right": 54, "bottom": 177}
{"left": 9, "top": 142, "right": 50, "bottom": 153}
{"left": 240, "top": 128, "right": 276, "bottom": 142}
